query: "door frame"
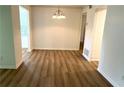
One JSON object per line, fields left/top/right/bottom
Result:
{"left": 80, "top": 12, "right": 87, "bottom": 52}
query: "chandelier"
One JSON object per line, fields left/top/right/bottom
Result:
{"left": 52, "top": 8, "right": 66, "bottom": 19}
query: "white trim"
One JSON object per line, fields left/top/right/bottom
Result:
{"left": 33, "top": 48, "right": 79, "bottom": 51}
{"left": 91, "top": 58, "right": 99, "bottom": 61}
{"left": 0, "top": 64, "right": 16, "bottom": 69}
{"left": 97, "top": 68, "right": 120, "bottom": 87}
{"left": 82, "top": 53, "right": 91, "bottom": 62}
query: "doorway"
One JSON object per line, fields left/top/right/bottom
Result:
{"left": 19, "top": 6, "right": 30, "bottom": 53}
{"left": 80, "top": 13, "right": 87, "bottom": 51}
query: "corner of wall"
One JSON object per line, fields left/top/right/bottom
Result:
{"left": 11, "top": 6, "right": 23, "bottom": 69}
{"left": 97, "top": 68, "right": 120, "bottom": 87}
{"left": 82, "top": 53, "right": 91, "bottom": 62}
{"left": 16, "top": 60, "right": 23, "bottom": 69}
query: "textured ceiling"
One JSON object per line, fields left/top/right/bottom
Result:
{"left": 31, "top": 5, "right": 88, "bottom": 9}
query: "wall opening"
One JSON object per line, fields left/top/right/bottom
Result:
{"left": 19, "top": 6, "right": 30, "bottom": 53}
{"left": 80, "top": 13, "right": 87, "bottom": 52}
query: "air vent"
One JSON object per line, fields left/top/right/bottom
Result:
{"left": 84, "top": 48, "right": 89, "bottom": 57}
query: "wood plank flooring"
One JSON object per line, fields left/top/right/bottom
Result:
{"left": 0, "top": 50, "right": 112, "bottom": 87}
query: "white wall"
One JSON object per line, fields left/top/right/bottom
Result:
{"left": 11, "top": 5, "right": 32, "bottom": 68}
{"left": 98, "top": 6, "right": 124, "bottom": 87}
{"left": 11, "top": 6, "right": 22, "bottom": 68}
{"left": 82, "top": 6, "right": 96, "bottom": 61}
{"left": 82, "top": 6, "right": 107, "bottom": 61}
{"left": 31, "top": 6, "right": 82, "bottom": 50}
{"left": 91, "top": 9, "right": 107, "bottom": 61}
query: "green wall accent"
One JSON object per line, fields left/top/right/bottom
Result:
{"left": 0, "top": 6, "right": 16, "bottom": 68}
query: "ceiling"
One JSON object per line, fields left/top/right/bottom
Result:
{"left": 31, "top": 5, "right": 88, "bottom": 9}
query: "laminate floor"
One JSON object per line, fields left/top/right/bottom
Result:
{"left": 0, "top": 49, "right": 112, "bottom": 87}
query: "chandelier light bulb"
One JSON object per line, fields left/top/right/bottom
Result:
{"left": 52, "top": 8, "right": 66, "bottom": 19}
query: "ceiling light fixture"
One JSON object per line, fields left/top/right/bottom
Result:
{"left": 52, "top": 8, "right": 66, "bottom": 19}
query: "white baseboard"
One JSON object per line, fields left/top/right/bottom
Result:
{"left": 91, "top": 58, "right": 99, "bottom": 61}
{"left": 0, "top": 64, "right": 16, "bottom": 69}
{"left": 82, "top": 54, "right": 99, "bottom": 62}
{"left": 33, "top": 48, "right": 79, "bottom": 50}
{"left": 82, "top": 53, "right": 90, "bottom": 62}
{"left": 97, "top": 68, "right": 119, "bottom": 87}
